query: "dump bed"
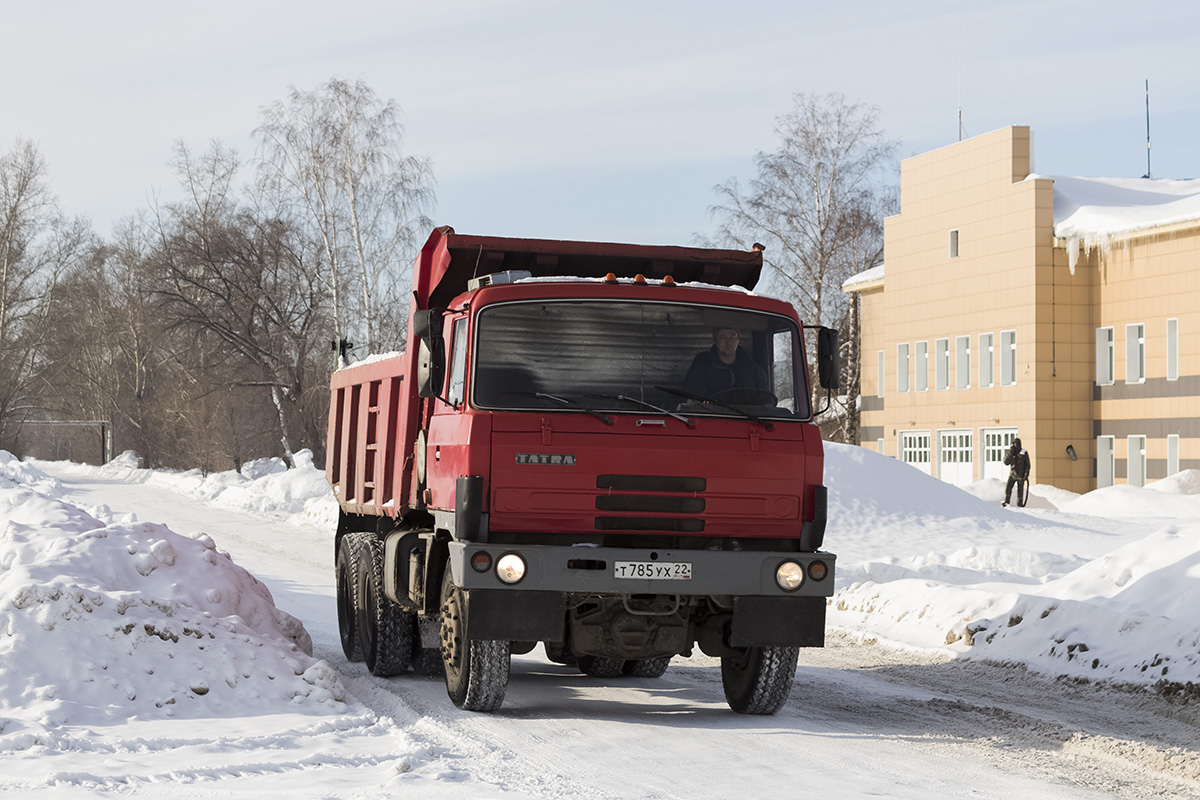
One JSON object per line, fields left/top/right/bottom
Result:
{"left": 327, "top": 355, "right": 410, "bottom": 517}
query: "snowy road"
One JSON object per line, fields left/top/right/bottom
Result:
{"left": 42, "top": 465, "right": 1200, "bottom": 799}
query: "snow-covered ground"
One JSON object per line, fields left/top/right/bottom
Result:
{"left": 2, "top": 444, "right": 1198, "bottom": 797}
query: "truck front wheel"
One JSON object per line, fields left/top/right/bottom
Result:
{"left": 439, "top": 562, "right": 510, "bottom": 711}
{"left": 721, "top": 646, "right": 799, "bottom": 715}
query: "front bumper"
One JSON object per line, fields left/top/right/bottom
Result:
{"left": 447, "top": 541, "right": 835, "bottom": 597}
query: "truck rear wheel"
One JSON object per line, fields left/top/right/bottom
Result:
{"left": 543, "top": 641, "right": 576, "bottom": 666}
{"left": 721, "top": 646, "right": 798, "bottom": 715}
{"left": 577, "top": 655, "right": 625, "bottom": 678}
{"left": 336, "top": 533, "right": 367, "bottom": 662}
{"left": 358, "top": 536, "right": 413, "bottom": 677}
{"left": 439, "top": 562, "right": 510, "bottom": 711}
{"left": 624, "top": 656, "right": 671, "bottom": 678}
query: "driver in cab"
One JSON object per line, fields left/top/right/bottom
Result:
{"left": 682, "top": 327, "right": 769, "bottom": 401}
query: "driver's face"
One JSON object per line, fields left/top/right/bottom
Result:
{"left": 714, "top": 329, "right": 739, "bottom": 361}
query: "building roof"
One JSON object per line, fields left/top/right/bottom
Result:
{"left": 1038, "top": 174, "right": 1200, "bottom": 272}
{"left": 841, "top": 263, "right": 884, "bottom": 293}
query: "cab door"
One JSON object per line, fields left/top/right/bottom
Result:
{"left": 425, "top": 314, "right": 471, "bottom": 511}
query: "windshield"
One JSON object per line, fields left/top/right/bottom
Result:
{"left": 472, "top": 299, "right": 810, "bottom": 421}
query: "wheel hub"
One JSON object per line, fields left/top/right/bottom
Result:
{"left": 440, "top": 589, "right": 463, "bottom": 673}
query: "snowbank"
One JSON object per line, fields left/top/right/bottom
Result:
{"left": 54, "top": 449, "right": 341, "bottom": 531}
{"left": 0, "top": 458, "right": 345, "bottom": 748}
{"left": 826, "top": 442, "right": 1200, "bottom": 690}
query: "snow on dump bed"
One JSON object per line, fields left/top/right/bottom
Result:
{"left": 0, "top": 457, "right": 343, "bottom": 745}
{"left": 1040, "top": 173, "right": 1200, "bottom": 272}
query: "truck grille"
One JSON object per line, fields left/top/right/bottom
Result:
{"left": 594, "top": 474, "right": 705, "bottom": 532}
{"left": 594, "top": 517, "right": 705, "bottom": 532}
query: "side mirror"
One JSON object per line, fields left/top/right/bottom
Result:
{"left": 412, "top": 308, "right": 439, "bottom": 341}
{"left": 816, "top": 327, "right": 840, "bottom": 390}
{"left": 414, "top": 308, "right": 446, "bottom": 398}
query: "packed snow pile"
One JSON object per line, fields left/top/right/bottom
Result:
{"left": 70, "top": 449, "right": 340, "bottom": 530}
{"left": 0, "top": 456, "right": 344, "bottom": 746}
{"left": 826, "top": 443, "right": 1200, "bottom": 690}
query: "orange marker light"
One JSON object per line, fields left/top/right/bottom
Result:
{"left": 604, "top": 272, "right": 618, "bottom": 284}
{"left": 662, "top": 275, "right": 676, "bottom": 286}
{"left": 634, "top": 273, "right": 647, "bottom": 284}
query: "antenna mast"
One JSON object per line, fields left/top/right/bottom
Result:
{"left": 1143, "top": 79, "right": 1152, "bottom": 178}
{"left": 957, "top": 65, "right": 964, "bottom": 142}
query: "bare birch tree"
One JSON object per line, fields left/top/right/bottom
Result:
{"left": 255, "top": 78, "right": 435, "bottom": 358}
{"left": 148, "top": 141, "right": 330, "bottom": 467}
{"left": 706, "top": 93, "right": 895, "bottom": 326}
{"left": 0, "top": 139, "right": 91, "bottom": 447}
{"left": 703, "top": 93, "right": 896, "bottom": 443}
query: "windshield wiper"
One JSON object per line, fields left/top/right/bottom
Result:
{"left": 512, "top": 391, "right": 613, "bottom": 425}
{"left": 588, "top": 394, "right": 694, "bottom": 428}
{"left": 655, "top": 386, "right": 774, "bottom": 431}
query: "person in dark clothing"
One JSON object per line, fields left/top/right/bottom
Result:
{"left": 682, "top": 327, "right": 769, "bottom": 402}
{"left": 1002, "top": 438, "right": 1031, "bottom": 507}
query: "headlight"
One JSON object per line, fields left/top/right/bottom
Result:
{"left": 496, "top": 553, "right": 526, "bottom": 584}
{"left": 775, "top": 561, "right": 805, "bottom": 591}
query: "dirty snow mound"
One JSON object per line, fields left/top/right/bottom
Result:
{"left": 0, "top": 461, "right": 344, "bottom": 746}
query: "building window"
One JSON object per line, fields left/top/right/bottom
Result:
{"left": 897, "top": 343, "right": 910, "bottom": 393}
{"left": 979, "top": 333, "right": 994, "bottom": 388}
{"left": 949, "top": 229, "right": 959, "bottom": 258}
{"left": 1167, "top": 318, "right": 1179, "bottom": 381}
{"left": 1000, "top": 330, "right": 1017, "bottom": 386}
{"left": 877, "top": 350, "right": 885, "bottom": 398}
{"left": 955, "top": 335, "right": 970, "bottom": 390}
{"left": 1096, "top": 326, "right": 1114, "bottom": 385}
{"left": 900, "top": 430, "right": 931, "bottom": 475}
{"left": 935, "top": 338, "right": 949, "bottom": 391}
{"left": 915, "top": 341, "right": 928, "bottom": 392}
{"left": 1127, "top": 435, "right": 1146, "bottom": 487}
{"left": 1125, "top": 324, "right": 1145, "bottom": 384}
{"left": 1168, "top": 434, "right": 1180, "bottom": 476}
{"left": 1097, "top": 436, "right": 1115, "bottom": 488}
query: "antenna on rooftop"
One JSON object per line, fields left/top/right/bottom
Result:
{"left": 957, "top": 65, "right": 965, "bottom": 142}
{"left": 1142, "top": 79, "right": 1152, "bottom": 179}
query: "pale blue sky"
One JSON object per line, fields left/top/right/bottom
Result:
{"left": 6, "top": 0, "right": 1199, "bottom": 246}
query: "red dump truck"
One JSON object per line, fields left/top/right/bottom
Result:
{"left": 327, "top": 226, "right": 837, "bottom": 714}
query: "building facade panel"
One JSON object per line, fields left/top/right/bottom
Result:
{"left": 850, "top": 124, "right": 1199, "bottom": 494}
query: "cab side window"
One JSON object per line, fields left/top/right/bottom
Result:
{"left": 447, "top": 317, "right": 468, "bottom": 407}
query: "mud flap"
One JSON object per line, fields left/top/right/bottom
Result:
{"left": 731, "top": 596, "right": 825, "bottom": 647}
{"left": 800, "top": 485, "right": 828, "bottom": 551}
{"left": 462, "top": 589, "right": 566, "bottom": 641}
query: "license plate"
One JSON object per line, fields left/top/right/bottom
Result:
{"left": 613, "top": 561, "right": 692, "bottom": 580}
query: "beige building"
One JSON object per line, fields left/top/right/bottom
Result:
{"left": 846, "top": 125, "right": 1200, "bottom": 494}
